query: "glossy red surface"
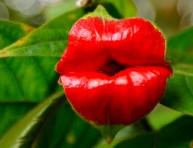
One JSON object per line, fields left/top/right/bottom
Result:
{"left": 57, "top": 17, "right": 172, "bottom": 125}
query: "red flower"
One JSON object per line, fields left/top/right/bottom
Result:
{"left": 57, "top": 17, "right": 172, "bottom": 125}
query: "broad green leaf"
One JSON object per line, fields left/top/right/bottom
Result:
{"left": 35, "top": 102, "right": 101, "bottom": 148}
{"left": 0, "top": 91, "right": 101, "bottom": 147}
{"left": 161, "top": 27, "right": 193, "bottom": 115}
{"left": 147, "top": 104, "right": 182, "bottom": 130}
{"left": 0, "top": 19, "right": 33, "bottom": 49}
{"left": 116, "top": 133, "right": 154, "bottom": 148}
{"left": 0, "top": 6, "right": 93, "bottom": 141}
{"left": 0, "top": 7, "right": 94, "bottom": 102}
{"left": 115, "top": 116, "right": 193, "bottom": 148}
{"left": 0, "top": 90, "right": 64, "bottom": 147}
{"left": 0, "top": 20, "right": 35, "bottom": 138}
{"left": 0, "top": 103, "right": 36, "bottom": 138}
{"left": 166, "top": 27, "right": 193, "bottom": 65}
{"left": 0, "top": 6, "right": 96, "bottom": 58}
{"left": 0, "top": 56, "right": 60, "bottom": 102}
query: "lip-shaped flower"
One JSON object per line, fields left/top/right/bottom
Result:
{"left": 56, "top": 13, "right": 172, "bottom": 126}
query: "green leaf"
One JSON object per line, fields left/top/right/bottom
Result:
{"left": 109, "top": 0, "right": 137, "bottom": 18}
{"left": 0, "top": 56, "right": 60, "bottom": 102}
{"left": 97, "top": 0, "right": 137, "bottom": 18}
{"left": 35, "top": 102, "right": 101, "bottom": 148}
{"left": 0, "top": 90, "right": 64, "bottom": 147}
{"left": 0, "top": 7, "right": 95, "bottom": 58}
{"left": 0, "top": 103, "right": 36, "bottom": 138}
{"left": 0, "top": 20, "right": 45, "bottom": 139}
{"left": 166, "top": 27, "right": 193, "bottom": 65}
{"left": 115, "top": 116, "right": 193, "bottom": 148}
{"left": 0, "top": 7, "right": 95, "bottom": 102}
{"left": 161, "top": 27, "right": 193, "bottom": 115}
{"left": 0, "top": 6, "right": 93, "bottom": 140}
{"left": 0, "top": 91, "right": 101, "bottom": 147}
{"left": 116, "top": 133, "right": 154, "bottom": 148}
{"left": 0, "top": 19, "right": 33, "bottom": 49}
{"left": 147, "top": 104, "right": 182, "bottom": 130}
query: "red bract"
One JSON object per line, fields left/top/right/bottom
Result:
{"left": 57, "top": 17, "right": 172, "bottom": 125}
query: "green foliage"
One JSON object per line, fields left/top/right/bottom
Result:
{"left": 116, "top": 116, "right": 193, "bottom": 148}
{"left": 0, "top": 6, "right": 98, "bottom": 138}
{"left": 162, "top": 27, "right": 193, "bottom": 115}
{"left": 36, "top": 102, "right": 101, "bottom": 148}
{"left": 0, "top": 91, "right": 101, "bottom": 147}
{"left": 0, "top": 91, "right": 64, "bottom": 147}
{"left": 107, "top": 0, "right": 137, "bottom": 18}
{"left": 97, "top": 0, "right": 137, "bottom": 18}
{"left": 0, "top": 103, "right": 36, "bottom": 139}
{"left": 0, "top": 20, "right": 33, "bottom": 49}
{"left": 0, "top": 0, "right": 193, "bottom": 147}
{"left": 0, "top": 8, "right": 92, "bottom": 57}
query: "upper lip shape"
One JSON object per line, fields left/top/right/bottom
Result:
{"left": 57, "top": 17, "right": 172, "bottom": 125}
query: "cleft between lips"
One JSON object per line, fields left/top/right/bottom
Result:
{"left": 100, "top": 59, "right": 126, "bottom": 76}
